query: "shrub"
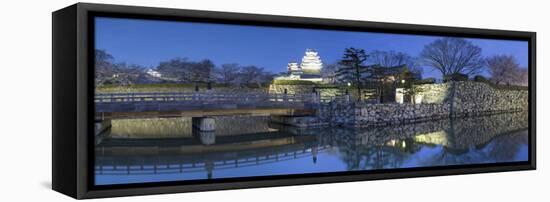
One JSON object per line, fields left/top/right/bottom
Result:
{"left": 443, "top": 73, "right": 468, "bottom": 82}
{"left": 473, "top": 75, "right": 490, "bottom": 83}
{"left": 272, "top": 80, "right": 316, "bottom": 85}
{"left": 468, "top": 75, "right": 527, "bottom": 90}
{"left": 413, "top": 78, "right": 436, "bottom": 85}
{"left": 314, "top": 84, "right": 339, "bottom": 89}
{"left": 491, "top": 84, "right": 528, "bottom": 91}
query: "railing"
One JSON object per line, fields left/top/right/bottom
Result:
{"left": 95, "top": 92, "right": 323, "bottom": 104}
{"left": 95, "top": 145, "right": 330, "bottom": 176}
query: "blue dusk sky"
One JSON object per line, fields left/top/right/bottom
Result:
{"left": 95, "top": 17, "right": 528, "bottom": 79}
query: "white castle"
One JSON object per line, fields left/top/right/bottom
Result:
{"left": 146, "top": 69, "right": 162, "bottom": 78}
{"left": 275, "top": 49, "right": 323, "bottom": 82}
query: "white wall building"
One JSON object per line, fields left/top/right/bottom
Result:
{"left": 300, "top": 49, "right": 323, "bottom": 72}
{"left": 146, "top": 69, "right": 162, "bottom": 78}
{"left": 274, "top": 49, "right": 323, "bottom": 82}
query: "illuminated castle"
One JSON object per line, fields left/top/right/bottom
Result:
{"left": 275, "top": 49, "right": 323, "bottom": 82}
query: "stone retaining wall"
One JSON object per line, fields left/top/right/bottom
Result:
{"left": 268, "top": 84, "right": 342, "bottom": 98}
{"left": 415, "top": 81, "right": 528, "bottom": 115}
{"left": 322, "top": 81, "right": 528, "bottom": 127}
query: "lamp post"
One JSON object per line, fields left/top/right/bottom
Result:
{"left": 194, "top": 82, "right": 199, "bottom": 101}
{"left": 347, "top": 82, "right": 351, "bottom": 101}
{"left": 207, "top": 82, "right": 212, "bottom": 93}
{"left": 400, "top": 79, "right": 408, "bottom": 103}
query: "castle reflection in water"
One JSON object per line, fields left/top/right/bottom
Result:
{"left": 94, "top": 112, "right": 528, "bottom": 185}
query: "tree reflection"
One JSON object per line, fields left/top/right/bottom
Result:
{"left": 95, "top": 112, "right": 529, "bottom": 184}
{"left": 322, "top": 112, "right": 528, "bottom": 170}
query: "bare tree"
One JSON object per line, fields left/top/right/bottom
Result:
{"left": 156, "top": 58, "right": 191, "bottom": 82}
{"left": 487, "top": 55, "right": 527, "bottom": 85}
{"left": 239, "top": 65, "right": 273, "bottom": 88}
{"left": 369, "top": 50, "right": 422, "bottom": 78}
{"left": 189, "top": 59, "right": 215, "bottom": 83}
{"left": 95, "top": 49, "right": 114, "bottom": 71}
{"left": 156, "top": 58, "right": 214, "bottom": 83}
{"left": 109, "top": 63, "right": 145, "bottom": 85}
{"left": 321, "top": 63, "right": 339, "bottom": 84}
{"left": 518, "top": 68, "right": 528, "bottom": 86}
{"left": 94, "top": 49, "right": 147, "bottom": 86}
{"left": 216, "top": 63, "right": 241, "bottom": 85}
{"left": 420, "top": 37, "right": 485, "bottom": 77}
{"left": 95, "top": 49, "right": 115, "bottom": 86}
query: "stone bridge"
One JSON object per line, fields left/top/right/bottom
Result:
{"left": 95, "top": 92, "right": 337, "bottom": 132}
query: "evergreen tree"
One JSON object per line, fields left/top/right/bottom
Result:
{"left": 336, "top": 48, "right": 370, "bottom": 101}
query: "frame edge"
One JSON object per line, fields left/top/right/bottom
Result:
{"left": 65, "top": 2, "right": 537, "bottom": 199}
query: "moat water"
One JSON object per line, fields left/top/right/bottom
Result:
{"left": 94, "top": 112, "right": 529, "bottom": 185}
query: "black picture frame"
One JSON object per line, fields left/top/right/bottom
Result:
{"left": 52, "top": 2, "right": 536, "bottom": 199}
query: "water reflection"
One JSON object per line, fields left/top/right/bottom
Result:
{"left": 95, "top": 112, "right": 528, "bottom": 185}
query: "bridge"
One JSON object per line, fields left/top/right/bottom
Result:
{"left": 94, "top": 130, "right": 330, "bottom": 181}
{"left": 94, "top": 91, "right": 341, "bottom": 132}
{"left": 95, "top": 92, "right": 335, "bottom": 118}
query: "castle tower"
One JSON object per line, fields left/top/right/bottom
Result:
{"left": 273, "top": 49, "right": 324, "bottom": 82}
{"left": 287, "top": 62, "right": 301, "bottom": 72}
{"left": 300, "top": 49, "right": 323, "bottom": 73}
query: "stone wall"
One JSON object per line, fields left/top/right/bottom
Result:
{"left": 413, "top": 83, "right": 450, "bottom": 104}
{"left": 105, "top": 116, "right": 273, "bottom": 138}
{"left": 269, "top": 84, "right": 343, "bottom": 99}
{"left": 323, "top": 101, "right": 450, "bottom": 127}
{"left": 415, "top": 81, "right": 528, "bottom": 115}
{"left": 449, "top": 81, "right": 528, "bottom": 116}
{"left": 268, "top": 84, "right": 315, "bottom": 95}
{"left": 323, "top": 81, "right": 528, "bottom": 127}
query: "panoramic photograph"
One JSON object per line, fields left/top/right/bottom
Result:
{"left": 93, "top": 17, "right": 529, "bottom": 185}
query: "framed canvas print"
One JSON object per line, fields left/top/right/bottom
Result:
{"left": 52, "top": 3, "right": 536, "bottom": 199}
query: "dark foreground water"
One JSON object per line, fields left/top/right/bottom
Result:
{"left": 94, "top": 112, "right": 528, "bottom": 185}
